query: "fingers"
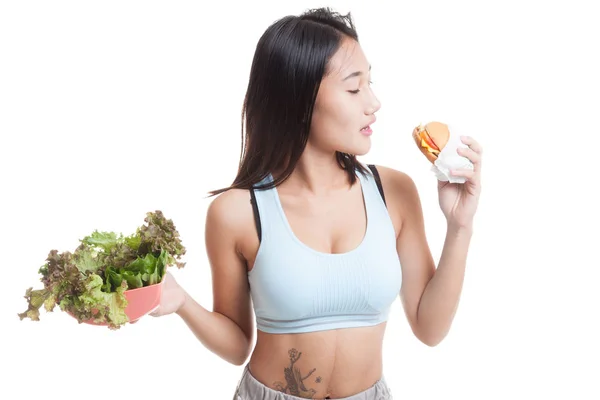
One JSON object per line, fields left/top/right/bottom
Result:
{"left": 458, "top": 136, "right": 483, "bottom": 173}
{"left": 460, "top": 135, "right": 483, "bottom": 154}
{"left": 450, "top": 168, "right": 476, "bottom": 180}
{"left": 149, "top": 304, "right": 161, "bottom": 317}
{"left": 457, "top": 147, "right": 480, "bottom": 164}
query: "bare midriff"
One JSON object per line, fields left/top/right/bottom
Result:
{"left": 247, "top": 322, "right": 387, "bottom": 399}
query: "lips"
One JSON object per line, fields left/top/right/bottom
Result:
{"left": 360, "top": 118, "right": 376, "bottom": 131}
{"left": 360, "top": 125, "right": 373, "bottom": 136}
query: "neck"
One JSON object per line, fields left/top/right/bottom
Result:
{"left": 276, "top": 146, "right": 351, "bottom": 196}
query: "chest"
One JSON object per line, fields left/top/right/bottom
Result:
{"left": 280, "top": 190, "right": 368, "bottom": 255}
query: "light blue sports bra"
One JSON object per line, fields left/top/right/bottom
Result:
{"left": 247, "top": 165, "right": 402, "bottom": 334}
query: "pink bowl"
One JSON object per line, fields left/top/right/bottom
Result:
{"left": 67, "top": 277, "right": 164, "bottom": 326}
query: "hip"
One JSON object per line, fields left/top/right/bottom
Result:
{"left": 233, "top": 363, "right": 393, "bottom": 400}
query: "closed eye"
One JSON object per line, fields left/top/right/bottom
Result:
{"left": 348, "top": 80, "right": 373, "bottom": 94}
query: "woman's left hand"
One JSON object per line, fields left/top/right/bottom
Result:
{"left": 438, "top": 136, "right": 483, "bottom": 229}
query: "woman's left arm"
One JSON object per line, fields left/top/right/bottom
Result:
{"left": 381, "top": 136, "right": 483, "bottom": 346}
{"left": 416, "top": 135, "right": 483, "bottom": 345}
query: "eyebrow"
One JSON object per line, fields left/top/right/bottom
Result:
{"left": 342, "top": 65, "right": 371, "bottom": 81}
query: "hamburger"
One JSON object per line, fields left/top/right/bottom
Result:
{"left": 412, "top": 121, "right": 450, "bottom": 163}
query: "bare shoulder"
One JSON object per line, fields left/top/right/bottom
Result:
{"left": 205, "top": 187, "right": 258, "bottom": 263}
{"left": 369, "top": 165, "right": 421, "bottom": 235}
{"left": 206, "top": 188, "right": 253, "bottom": 230}
{"left": 370, "top": 165, "right": 418, "bottom": 195}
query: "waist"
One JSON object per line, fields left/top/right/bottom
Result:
{"left": 247, "top": 324, "right": 387, "bottom": 398}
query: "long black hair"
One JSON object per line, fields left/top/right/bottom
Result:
{"left": 209, "top": 7, "right": 368, "bottom": 196}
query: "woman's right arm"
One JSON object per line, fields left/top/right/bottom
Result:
{"left": 174, "top": 190, "right": 255, "bottom": 366}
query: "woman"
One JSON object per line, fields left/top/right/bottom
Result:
{"left": 152, "top": 7, "right": 482, "bottom": 400}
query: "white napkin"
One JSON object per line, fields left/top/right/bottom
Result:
{"left": 430, "top": 124, "right": 474, "bottom": 184}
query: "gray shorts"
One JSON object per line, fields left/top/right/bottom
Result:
{"left": 233, "top": 364, "right": 393, "bottom": 399}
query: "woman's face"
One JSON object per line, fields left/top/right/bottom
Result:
{"left": 309, "top": 37, "right": 381, "bottom": 156}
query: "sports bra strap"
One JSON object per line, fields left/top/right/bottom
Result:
{"left": 367, "top": 164, "right": 386, "bottom": 207}
{"left": 249, "top": 189, "right": 262, "bottom": 242}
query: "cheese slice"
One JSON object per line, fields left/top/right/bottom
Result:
{"left": 420, "top": 137, "right": 440, "bottom": 155}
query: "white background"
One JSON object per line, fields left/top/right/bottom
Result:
{"left": 1, "top": 1, "right": 599, "bottom": 399}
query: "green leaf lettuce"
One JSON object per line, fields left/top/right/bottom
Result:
{"left": 19, "top": 210, "right": 186, "bottom": 330}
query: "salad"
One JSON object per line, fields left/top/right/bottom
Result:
{"left": 18, "top": 210, "right": 186, "bottom": 329}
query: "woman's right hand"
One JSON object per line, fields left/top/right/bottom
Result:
{"left": 150, "top": 271, "right": 187, "bottom": 317}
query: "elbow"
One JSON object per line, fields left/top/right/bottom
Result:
{"left": 230, "top": 352, "right": 251, "bottom": 366}
{"left": 228, "top": 339, "right": 253, "bottom": 366}
{"left": 230, "top": 357, "right": 247, "bottom": 366}
{"left": 421, "top": 336, "right": 443, "bottom": 347}
{"left": 415, "top": 325, "right": 447, "bottom": 347}
{"left": 223, "top": 351, "right": 248, "bottom": 366}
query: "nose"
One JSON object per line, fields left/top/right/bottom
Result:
{"left": 366, "top": 94, "right": 381, "bottom": 115}
{"left": 366, "top": 90, "right": 381, "bottom": 115}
